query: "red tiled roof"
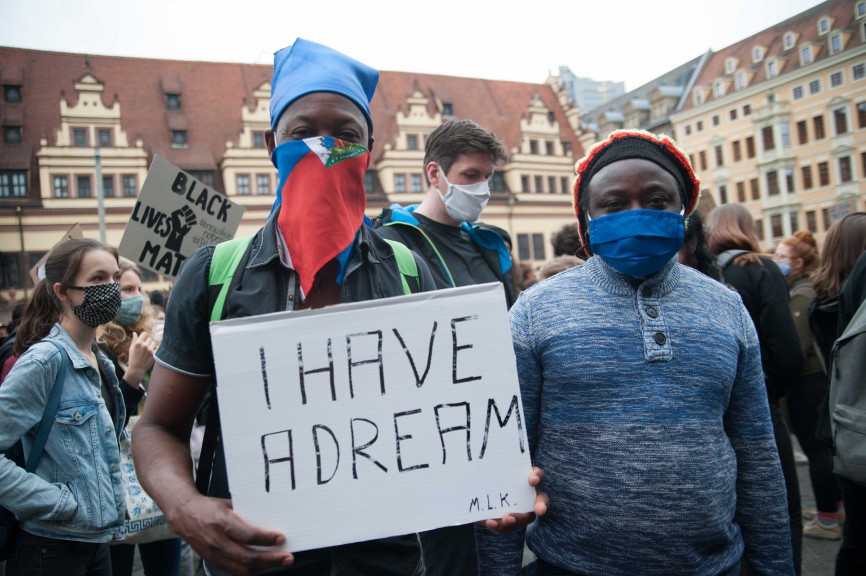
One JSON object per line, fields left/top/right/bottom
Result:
{"left": 681, "top": 0, "right": 858, "bottom": 111}
{"left": 0, "top": 46, "right": 580, "bottom": 184}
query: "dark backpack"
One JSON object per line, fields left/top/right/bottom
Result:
{"left": 716, "top": 249, "right": 750, "bottom": 293}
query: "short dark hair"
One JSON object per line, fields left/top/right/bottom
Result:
{"left": 550, "top": 223, "right": 583, "bottom": 257}
{"left": 424, "top": 120, "right": 507, "bottom": 181}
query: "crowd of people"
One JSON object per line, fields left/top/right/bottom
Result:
{"left": 1, "top": 38, "right": 865, "bottom": 576}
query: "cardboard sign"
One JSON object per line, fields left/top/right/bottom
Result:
{"left": 29, "top": 223, "right": 84, "bottom": 285}
{"left": 118, "top": 156, "right": 245, "bottom": 279}
{"left": 209, "top": 283, "right": 535, "bottom": 553}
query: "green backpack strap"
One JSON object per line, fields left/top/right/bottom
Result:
{"left": 383, "top": 238, "right": 419, "bottom": 295}
{"left": 208, "top": 235, "right": 254, "bottom": 322}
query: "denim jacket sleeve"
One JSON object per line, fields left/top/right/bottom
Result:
{"left": 0, "top": 344, "right": 78, "bottom": 522}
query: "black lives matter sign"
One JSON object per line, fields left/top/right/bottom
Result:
{"left": 118, "top": 156, "right": 245, "bottom": 279}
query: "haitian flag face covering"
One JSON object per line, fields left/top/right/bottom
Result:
{"left": 272, "top": 136, "right": 369, "bottom": 299}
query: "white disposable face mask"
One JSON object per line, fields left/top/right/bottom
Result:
{"left": 436, "top": 166, "right": 491, "bottom": 223}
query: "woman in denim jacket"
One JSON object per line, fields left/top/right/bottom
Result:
{"left": 0, "top": 238, "right": 127, "bottom": 576}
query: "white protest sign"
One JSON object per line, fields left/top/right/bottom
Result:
{"left": 209, "top": 283, "right": 534, "bottom": 553}
{"left": 118, "top": 156, "right": 245, "bottom": 279}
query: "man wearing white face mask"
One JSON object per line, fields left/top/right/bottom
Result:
{"left": 375, "top": 120, "right": 517, "bottom": 311}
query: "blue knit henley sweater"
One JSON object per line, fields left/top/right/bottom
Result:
{"left": 476, "top": 256, "right": 794, "bottom": 576}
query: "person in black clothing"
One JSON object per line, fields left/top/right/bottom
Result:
{"left": 706, "top": 203, "right": 804, "bottom": 575}
{"left": 375, "top": 120, "right": 517, "bottom": 312}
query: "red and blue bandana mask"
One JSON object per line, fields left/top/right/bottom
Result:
{"left": 271, "top": 136, "right": 369, "bottom": 299}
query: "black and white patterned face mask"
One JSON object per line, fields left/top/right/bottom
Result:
{"left": 67, "top": 282, "right": 122, "bottom": 327}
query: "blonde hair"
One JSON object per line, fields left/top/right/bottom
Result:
{"left": 97, "top": 258, "right": 154, "bottom": 362}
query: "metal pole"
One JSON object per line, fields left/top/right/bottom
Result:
{"left": 94, "top": 147, "right": 106, "bottom": 243}
{"left": 16, "top": 205, "right": 27, "bottom": 297}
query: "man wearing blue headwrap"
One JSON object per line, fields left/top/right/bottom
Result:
{"left": 132, "top": 39, "right": 439, "bottom": 576}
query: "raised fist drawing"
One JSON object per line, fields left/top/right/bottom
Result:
{"left": 166, "top": 205, "right": 197, "bottom": 252}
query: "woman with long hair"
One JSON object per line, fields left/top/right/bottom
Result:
{"left": 774, "top": 231, "right": 842, "bottom": 540}
{"left": 810, "top": 212, "right": 866, "bottom": 370}
{"left": 706, "top": 203, "right": 804, "bottom": 575}
{"left": 96, "top": 259, "right": 181, "bottom": 576}
{"left": 0, "top": 238, "right": 125, "bottom": 575}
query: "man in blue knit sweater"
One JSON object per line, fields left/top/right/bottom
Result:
{"left": 476, "top": 130, "right": 794, "bottom": 575}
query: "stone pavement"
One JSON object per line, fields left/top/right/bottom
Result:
{"left": 798, "top": 449, "right": 842, "bottom": 576}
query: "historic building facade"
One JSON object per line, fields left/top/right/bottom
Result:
{"left": 670, "top": 0, "right": 866, "bottom": 245}
{"left": 0, "top": 47, "right": 582, "bottom": 315}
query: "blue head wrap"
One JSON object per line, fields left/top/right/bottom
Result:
{"left": 269, "top": 38, "right": 378, "bottom": 133}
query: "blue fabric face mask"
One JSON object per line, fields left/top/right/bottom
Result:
{"left": 588, "top": 209, "right": 685, "bottom": 277}
{"left": 115, "top": 294, "right": 144, "bottom": 326}
{"left": 774, "top": 261, "right": 792, "bottom": 276}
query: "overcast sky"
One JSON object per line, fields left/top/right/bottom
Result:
{"left": 1, "top": 0, "right": 823, "bottom": 90}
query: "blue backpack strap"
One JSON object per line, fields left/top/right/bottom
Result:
{"left": 26, "top": 340, "right": 68, "bottom": 472}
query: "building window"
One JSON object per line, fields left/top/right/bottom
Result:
{"left": 394, "top": 174, "right": 405, "bottom": 193}
{"left": 714, "top": 81, "right": 725, "bottom": 98}
{"left": 72, "top": 127, "right": 88, "bottom": 147}
{"left": 840, "top": 156, "right": 853, "bottom": 182}
{"left": 754, "top": 219, "right": 764, "bottom": 241}
{"left": 521, "top": 175, "right": 529, "bottom": 192}
{"left": 725, "top": 58, "right": 737, "bottom": 74}
{"left": 854, "top": 63, "right": 866, "bottom": 80}
{"left": 783, "top": 32, "right": 796, "bottom": 50}
{"left": 517, "top": 235, "right": 530, "bottom": 261}
{"left": 762, "top": 126, "right": 775, "bottom": 151}
{"left": 730, "top": 108, "right": 738, "bottom": 121}
{"left": 858, "top": 1, "right": 866, "bottom": 18}
{"left": 858, "top": 101, "right": 866, "bottom": 128}
{"left": 736, "top": 181, "right": 746, "bottom": 203}
{"left": 517, "top": 234, "right": 546, "bottom": 261}
{"left": 790, "top": 212, "right": 800, "bottom": 233}
{"left": 256, "top": 174, "right": 271, "bottom": 195}
{"left": 545, "top": 141, "right": 554, "bottom": 156}
{"left": 562, "top": 141, "right": 572, "bottom": 155}
{"left": 95, "top": 128, "right": 112, "bottom": 147}
{"left": 735, "top": 72, "right": 747, "bottom": 90}
{"left": 831, "top": 71, "right": 844, "bottom": 87}
{"left": 718, "top": 185, "right": 728, "bottom": 204}
{"left": 171, "top": 130, "right": 188, "bottom": 148}
{"left": 785, "top": 168, "right": 795, "bottom": 193}
{"left": 834, "top": 108, "right": 849, "bottom": 134}
{"left": 712, "top": 115, "right": 720, "bottom": 126}
{"left": 689, "top": 154, "right": 695, "bottom": 167}
{"left": 3, "top": 124, "right": 21, "bottom": 145}
{"left": 685, "top": 125, "right": 692, "bottom": 136}
{"left": 529, "top": 140, "right": 539, "bottom": 155}
{"left": 780, "top": 123, "right": 791, "bottom": 148}
{"left": 732, "top": 140, "right": 742, "bottom": 162}
{"left": 53, "top": 175, "right": 69, "bottom": 198}
{"left": 561, "top": 177, "right": 569, "bottom": 194}
{"left": 714, "top": 145, "right": 724, "bottom": 167}
{"left": 750, "top": 178, "right": 760, "bottom": 201}
{"left": 492, "top": 172, "right": 506, "bottom": 193}
{"left": 532, "top": 233, "right": 546, "bottom": 261}
{"left": 806, "top": 210, "right": 817, "bottom": 232}
{"left": 694, "top": 90, "right": 704, "bottom": 106}
{"left": 102, "top": 175, "right": 115, "bottom": 197}
{"left": 801, "top": 45, "right": 814, "bottom": 66}
{"left": 406, "top": 134, "right": 418, "bottom": 151}
{"left": 122, "top": 175, "right": 137, "bottom": 197}
{"left": 363, "top": 170, "right": 377, "bottom": 194}
{"left": 411, "top": 174, "right": 422, "bottom": 193}
{"left": 187, "top": 171, "right": 215, "bottom": 187}
{"left": 863, "top": 152, "right": 866, "bottom": 180}
{"left": 0, "top": 253, "right": 22, "bottom": 289}
{"left": 165, "top": 93, "right": 181, "bottom": 110}
{"left": 743, "top": 104, "right": 751, "bottom": 116}
{"left": 442, "top": 103, "right": 453, "bottom": 116}
{"left": 818, "top": 162, "right": 830, "bottom": 186}
{"left": 3, "top": 85, "right": 21, "bottom": 102}
{"left": 534, "top": 175, "right": 543, "bottom": 193}
{"left": 699, "top": 151, "right": 707, "bottom": 171}
{"left": 819, "top": 17, "right": 831, "bottom": 35}
{"left": 746, "top": 136, "right": 755, "bottom": 158}
{"left": 696, "top": 120, "right": 704, "bottom": 131}
{"left": 767, "top": 171, "right": 780, "bottom": 195}
{"left": 797, "top": 121, "right": 808, "bottom": 145}
{"left": 0, "top": 171, "right": 27, "bottom": 198}
{"left": 767, "top": 60, "right": 779, "bottom": 78}
{"left": 814, "top": 115, "right": 826, "bottom": 139}
{"left": 547, "top": 176, "right": 556, "bottom": 194}
{"left": 252, "top": 131, "right": 266, "bottom": 149}
{"left": 821, "top": 207, "right": 832, "bottom": 231}
{"left": 830, "top": 33, "right": 843, "bottom": 54}
{"left": 802, "top": 166, "right": 813, "bottom": 189}
{"left": 771, "top": 214, "right": 783, "bottom": 238}
{"left": 77, "top": 175, "right": 92, "bottom": 198}
{"left": 753, "top": 46, "right": 764, "bottom": 62}
{"left": 809, "top": 79, "right": 822, "bottom": 95}
{"left": 236, "top": 175, "right": 250, "bottom": 195}
{"left": 793, "top": 86, "right": 804, "bottom": 100}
